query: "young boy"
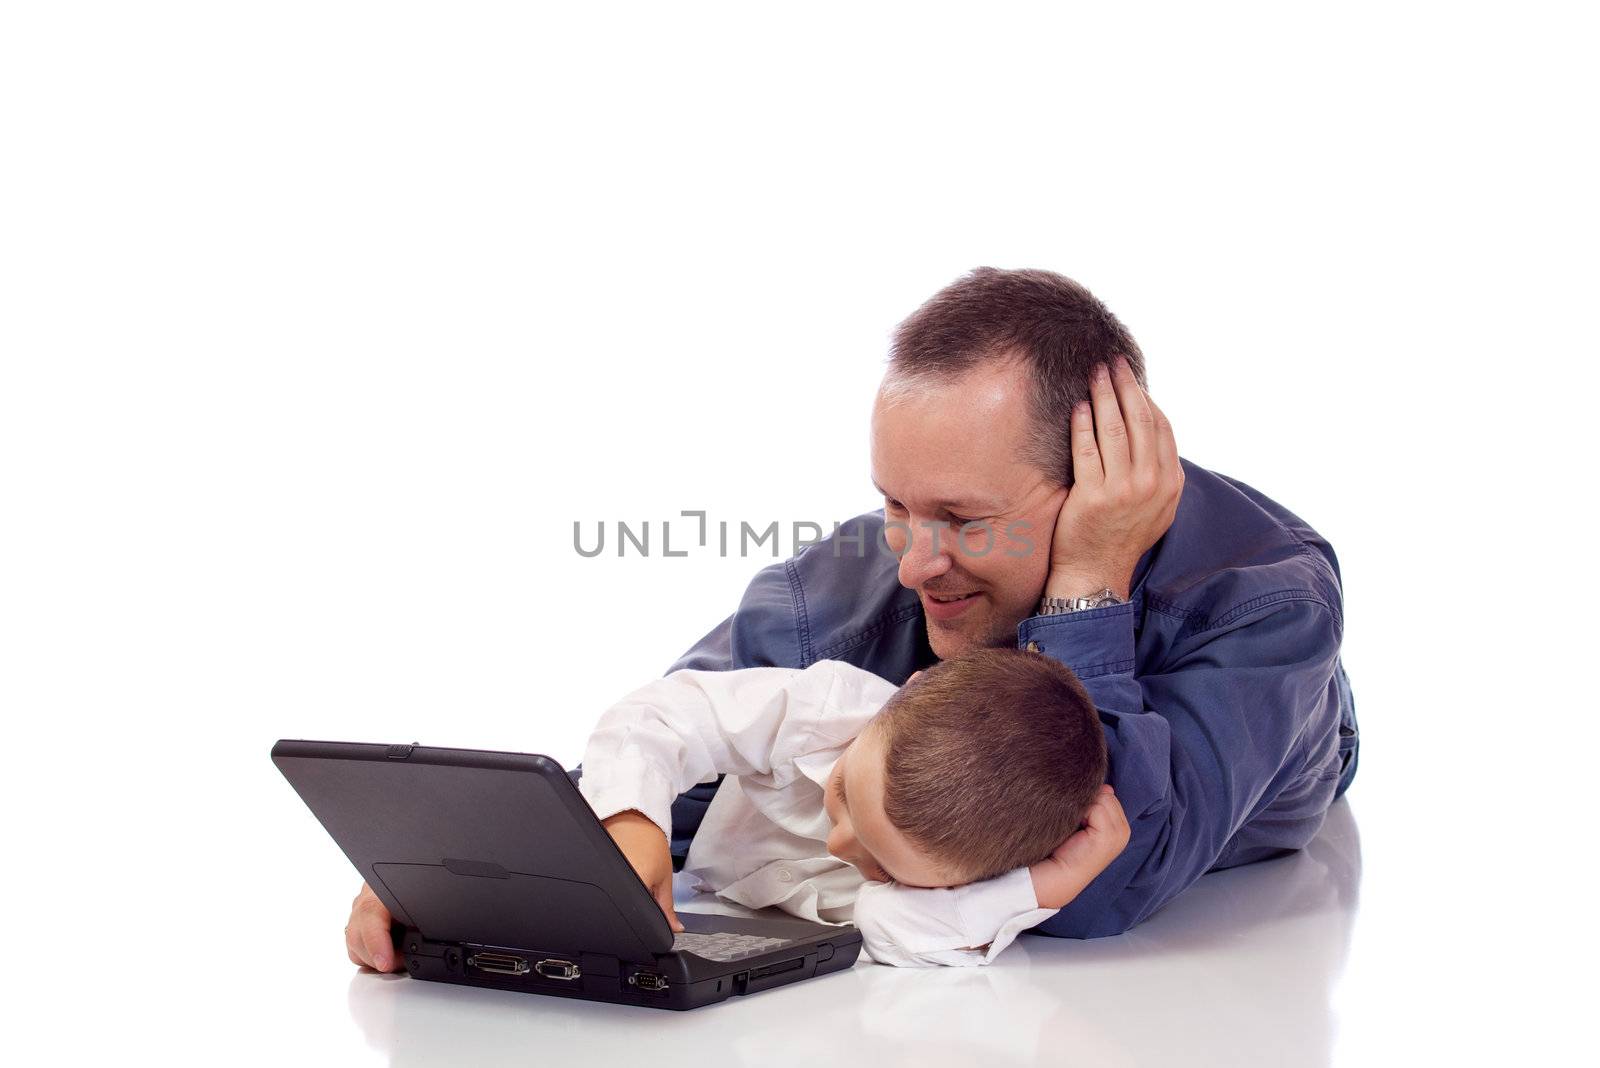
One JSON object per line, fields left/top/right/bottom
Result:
{"left": 579, "top": 645, "right": 1130, "bottom": 968}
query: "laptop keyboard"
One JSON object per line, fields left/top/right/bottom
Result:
{"left": 670, "top": 930, "right": 794, "bottom": 961}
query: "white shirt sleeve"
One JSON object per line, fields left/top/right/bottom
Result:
{"left": 576, "top": 660, "right": 875, "bottom": 842}
{"left": 852, "top": 866, "right": 1061, "bottom": 967}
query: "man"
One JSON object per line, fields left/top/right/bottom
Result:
{"left": 343, "top": 267, "right": 1358, "bottom": 970}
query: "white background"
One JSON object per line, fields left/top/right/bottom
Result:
{"left": 3, "top": 2, "right": 1595, "bottom": 1064}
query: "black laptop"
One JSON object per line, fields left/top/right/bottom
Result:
{"left": 272, "top": 740, "right": 861, "bottom": 1010}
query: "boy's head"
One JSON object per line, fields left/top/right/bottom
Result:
{"left": 823, "top": 646, "right": 1107, "bottom": 887}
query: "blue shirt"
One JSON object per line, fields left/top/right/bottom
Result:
{"left": 656, "top": 456, "right": 1359, "bottom": 938}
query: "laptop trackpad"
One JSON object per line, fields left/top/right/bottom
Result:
{"left": 373, "top": 862, "right": 656, "bottom": 960}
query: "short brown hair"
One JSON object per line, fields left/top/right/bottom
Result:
{"left": 887, "top": 267, "right": 1145, "bottom": 487}
{"left": 874, "top": 646, "right": 1108, "bottom": 884}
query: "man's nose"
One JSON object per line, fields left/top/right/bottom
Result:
{"left": 896, "top": 518, "right": 955, "bottom": 590}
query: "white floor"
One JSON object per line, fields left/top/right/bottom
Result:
{"left": 324, "top": 803, "right": 1363, "bottom": 1068}
{"left": 112, "top": 783, "right": 1582, "bottom": 1068}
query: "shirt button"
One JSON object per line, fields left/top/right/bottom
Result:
{"left": 777, "top": 867, "right": 794, "bottom": 883}
{"left": 1025, "top": 641, "right": 1041, "bottom": 652}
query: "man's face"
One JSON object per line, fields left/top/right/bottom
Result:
{"left": 822, "top": 717, "right": 962, "bottom": 888}
{"left": 870, "top": 358, "right": 1066, "bottom": 660}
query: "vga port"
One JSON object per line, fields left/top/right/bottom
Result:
{"left": 534, "top": 959, "right": 581, "bottom": 980}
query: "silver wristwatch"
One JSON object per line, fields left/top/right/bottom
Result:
{"left": 1038, "top": 587, "right": 1124, "bottom": 615}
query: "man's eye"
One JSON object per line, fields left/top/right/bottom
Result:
{"left": 884, "top": 498, "right": 905, "bottom": 512}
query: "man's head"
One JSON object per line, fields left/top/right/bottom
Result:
{"left": 871, "top": 267, "right": 1146, "bottom": 659}
{"left": 822, "top": 646, "right": 1108, "bottom": 887}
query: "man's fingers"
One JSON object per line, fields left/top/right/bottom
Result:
{"left": 1109, "top": 355, "right": 1155, "bottom": 474}
{"left": 345, "top": 927, "right": 367, "bottom": 968}
{"left": 1071, "top": 399, "right": 1103, "bottom": 486}
{"left": 358, "top": 921, "right": 394, "bottom": 971}
{"left": 1090, "top": 361, "right": 1129, "bottom": 481}
{"left": 1146, "top": 391, "right": 1180, "bottom": 475}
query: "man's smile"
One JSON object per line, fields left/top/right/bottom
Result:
{"left": 922, "top": 589, "right": 982, "bottom": 620}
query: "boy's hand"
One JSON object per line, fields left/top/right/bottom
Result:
{"left": 603, "top": 809, "right": 685, "bottom": 933}
{"left": 1029, "top": 785, "right": 1132, "bottom": 910}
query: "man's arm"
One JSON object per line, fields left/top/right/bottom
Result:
{"left": 1018, "top": 591, "right": 1343, "bottom": 937}
{"left": 661, "top": 557, "right": 803, "bottom": 675}
{"left": 1021, "top": 352, "right": 1346, "bottom": 935}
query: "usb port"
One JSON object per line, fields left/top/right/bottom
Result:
{"left": 467, "top": 952, "right": 530, "bottom": 977}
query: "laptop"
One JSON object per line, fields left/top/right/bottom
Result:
{"left": 272, "top": 739, "right": 862, "bottom": 1010}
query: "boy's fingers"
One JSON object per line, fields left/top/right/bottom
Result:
{"left": 1087, "top": 791, "right": 1126, "bottom": 837}
{"left": 655, "top": 883, "right": 685, "bottom": 933}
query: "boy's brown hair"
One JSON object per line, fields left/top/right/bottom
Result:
{"left": 875, "top": 646, "right": 1108, "bottom": 884}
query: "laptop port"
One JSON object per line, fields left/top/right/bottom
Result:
{"left": 467, "top": 952, "right": 530, "bottom": 977}
{"left": 628, "top": 971, "right": 670, "bottom": 993}
{"left": 534, "top": 959, "right": 581, "bottom": 981}
{"left": 749, "top": 957, "right": 804, "bottom": 981}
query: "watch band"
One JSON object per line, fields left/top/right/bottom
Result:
{"left": 1038, "top": 588, "right": 1123, "bottom": 616}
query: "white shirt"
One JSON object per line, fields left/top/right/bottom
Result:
{"left": 577, "top": 658, "right": 1060, "bottom": 967}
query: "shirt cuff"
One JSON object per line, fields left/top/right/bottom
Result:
{"left": 955, "top": 866, "right": 1061, "bottom": 963}
{"left": 855, "top": 866, "right": 1060, "bottom": 967}
{"left": 1017, "top": 600, "right": 1136, "bottom": 679}
{"left": 575, "top": 755, "right": 679, "bottom": 844}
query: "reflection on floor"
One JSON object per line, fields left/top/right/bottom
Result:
{"left": 344, "top": 800, "right": 1361, "bottom": 1068}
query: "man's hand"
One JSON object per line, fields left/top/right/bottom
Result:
{"left": 1029, "top": 785, "right": 1132, "bottom": 910}
{"left": 1047, "top": 356, "right": 1183, "bottom": 601}
{"left": 345, "top": 882, "right": 401, "bottom": 972}
{"left": 604, "top": 809, "right": 685, "bottom": 933}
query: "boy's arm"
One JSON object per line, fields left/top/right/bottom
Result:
{"left": 565, "top": 560, "right": 808, "bottom": 867}
{"left": 577, "top": 659, "right": 895, "bottom": 843}
{"left": 852, "top": 787, "right": 1131, "bottom": 968}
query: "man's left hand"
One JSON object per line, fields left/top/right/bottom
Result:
{"left": 1047, "top": 355, "right": 1184, "bottom": 601}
